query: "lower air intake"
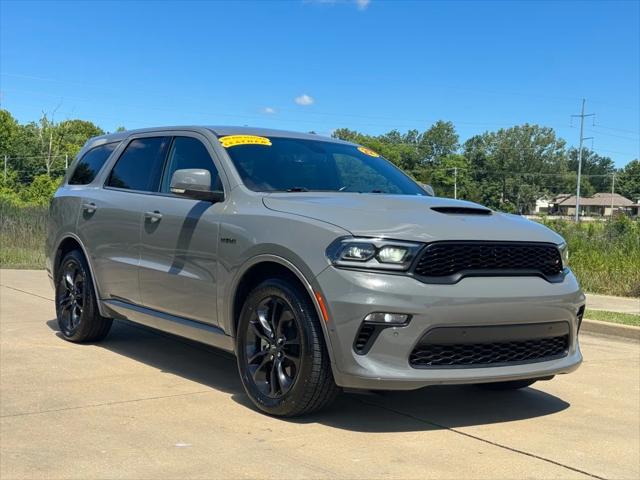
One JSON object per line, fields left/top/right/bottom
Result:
{"left": 410, "top": 335, "right": 569, "bottom": 368}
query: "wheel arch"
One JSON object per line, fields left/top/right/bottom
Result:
{"left": 227, "top": 255, "right": 336, "bottom": 366}
{"left": 53, "top": 233, "right": 108, "bottom": 318}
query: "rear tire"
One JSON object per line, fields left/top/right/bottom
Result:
{"left": 55, "top": 250, "right": 112, "bottom": 342}
{"left": 236, "top": 278, "right": 339, "bottom": 417}
{"left": 476, "top": 378, "right": 540, "bottom": 390}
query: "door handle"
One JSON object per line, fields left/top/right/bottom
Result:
{"left": 144, "top": 210, "right": 163, "bottom": 223}
{"left": 82, "top": 202, "right": 96, "bottom": 214}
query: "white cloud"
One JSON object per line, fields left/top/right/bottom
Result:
{"left": 355, "top": 0, "right": 370, "bottom": 10}
{"left": 262, "top": 107, "right": 276, "bottom": 114}
{"left": 294, "top": 94, "right": 315, "bottom": 106}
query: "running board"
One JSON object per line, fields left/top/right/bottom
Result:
{"left": 102, "top": 299, "right": 235, "bottom": 353}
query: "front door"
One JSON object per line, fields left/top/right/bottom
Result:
{"left": 138, "top": 135, "right": 224, "bottom": 326}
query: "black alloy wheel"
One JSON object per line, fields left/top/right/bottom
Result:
{"left": 55, "top": 250, "right": 113, "bottom": 342}
{"left": 245, "top": 296, "right": 301, "bottom": 398}
{"left": 236, "top": 278, "right": 339, "bottom": 417}
{"left": 57, "top": 258, "right": 86, "bottom": 336}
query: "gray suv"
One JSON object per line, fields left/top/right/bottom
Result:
{"left": 47, "top": 126, "right": 584, "bottom": 416}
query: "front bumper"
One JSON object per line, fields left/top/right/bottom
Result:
{"left": 316, "top": 266, "right": 584, "bottom": 390}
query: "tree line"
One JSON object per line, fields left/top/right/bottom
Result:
{"left": 333, "top": 121, "right": 639, "bottom": 212}
{"left": 1, "top": 108, "right": 638, "bottom": 211}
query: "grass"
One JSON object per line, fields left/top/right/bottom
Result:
{"left": 0, "top": 201, "right": 48, "bottom": 269}
{"left": 538, "top": 216, "right": 640, "bottom": 298}
{"left": 584, "top": 309, "right": 640, "bottom": 327}
{"left": 1, "top": 200, "right": 639, "bottom": 298}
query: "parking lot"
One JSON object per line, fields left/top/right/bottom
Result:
{"left": 1, "top": 269, "right": 638, "bottom": 479}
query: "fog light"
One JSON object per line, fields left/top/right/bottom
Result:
{"left": 363, "top": 312, "right": 411, "bottom": 325}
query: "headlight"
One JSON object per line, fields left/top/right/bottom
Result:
{"left": 558, "top": 242, "right": 569, "bottom": 267}
{"left": 377, "top": 246, "right": 409, "bottom": 263}
{"left": 327, "top": 237, "right": 422, "bottom": 271}
{"left": 339, "top": 243, "right": 376, "bottom": 261}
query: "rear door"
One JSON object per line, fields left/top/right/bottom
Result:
{"left": 77, "top": 135, "right": 171, "bottom": 304}
{"left": 138, "top": 134, "right": 225, "bottom": 326}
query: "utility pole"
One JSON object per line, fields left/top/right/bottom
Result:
{"left": 65, "top": 154, "right": 68, "bottom": 169}
{"left": 571, "top": 99, "right": 595, "bottom": 222}
{"left": 610, "top": 173, "right": 615, "bottom": 216}
{"left": 453, "top": 167, "right": 458, "bottom": 199}
{"left": 47, "top": 130, "right": 53, "bottom": 176}
{"left": 3, "top": 155, "right": 6, "bottom": 182}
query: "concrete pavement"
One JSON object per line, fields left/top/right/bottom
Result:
{"left": 1, "top": 269, "right": 639, "bottom": 479}
{"left": 585, "top": 293, "right": 639, "bottom": 315}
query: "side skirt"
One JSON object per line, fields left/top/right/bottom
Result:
{"left": 102, "top": 299, "right": 235, "bottom": 353}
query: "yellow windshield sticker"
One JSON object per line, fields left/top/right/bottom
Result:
{"left": 219, "top": 135, "right": 272, "bottom": 148}
{"left": 358, "top": 146, "right": 380, "bottom": 157}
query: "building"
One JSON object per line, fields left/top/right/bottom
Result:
{"left": 550, "top": 192, "right": 636, "bottom": 217}
{"left": 535, "top": 194, "right": 570, "bottom": 214}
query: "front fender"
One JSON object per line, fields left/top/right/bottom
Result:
{"left": 221, "top": 252, "right": 338, "bottom": 369}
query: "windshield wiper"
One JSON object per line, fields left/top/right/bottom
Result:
{"left": 285, "top": 187, "right": 309, "bottom": 192}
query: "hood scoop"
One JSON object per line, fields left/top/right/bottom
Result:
{"left": 430, "top": 206, "right": 492, "bottom": 216}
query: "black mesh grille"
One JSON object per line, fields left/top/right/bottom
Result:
{"left": 413, "top": 242, "right": 563, "bottom": 280}
{"left": 409, "top": 335, "right": 569, "bottom": 368}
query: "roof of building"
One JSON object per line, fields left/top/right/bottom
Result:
{"left": 553, "top": 192, "right": 635, "bottom": 207}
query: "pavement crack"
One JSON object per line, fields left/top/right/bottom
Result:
{"left": 0, "top": 284, "right": 53, "bottom": 302}
{"left": 1, "top": 390, "right": 213, "bottom": 419}
{"left": 356, "top": 398, "right": 608, "bottom": 480}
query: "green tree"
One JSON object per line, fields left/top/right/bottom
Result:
{"left": 1, "top": 112, "right": 104, "bottom": 182}
{"left": 463, "top": 124, "right": 568, "bottom": 211}
{"left": 0, "top": 109, "right": 19, "bottom": 157}
{"left": 424, "top": 153, "right": 474, "bottom": 199}
{"left": 418, "top": 120, "right": 459, "bottom": 165}
{"left": 567, "top": 147, "right": 615, "bottom": 193}
{"left": 55, "top": 119, "right": 104, "bottom": 160}
{"left": 18, "top": 174, "right": 63, "bottom": 205}
{"left": 617, "top": 159, "right": 640, "bottom": 202}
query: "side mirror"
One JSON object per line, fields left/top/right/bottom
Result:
{"left": 420, "top": 183, "right": 435, "bottom": 196}
{"left": 170, "top": 169, "right": 224, "bottom": 203}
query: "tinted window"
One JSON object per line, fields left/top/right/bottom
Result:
{"left": 69, "top": 142, "right": 118, "bottom": 185}
{"left": 160, "top": 137, "right": 221, "bottom": 193}
{"left": 222, "top": 137, "right": 425, "bottom": 195}
{"left": 107, "top": 137, "right": 170, "bottom": 192}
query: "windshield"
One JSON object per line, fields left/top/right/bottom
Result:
{"left": 219, "top": 136, "right": 427, "bottom": 195}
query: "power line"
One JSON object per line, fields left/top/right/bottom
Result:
{"left": 7, "top": 70, "right": 639, "bottom": 114}
{"left": 3, "top": 86, "right": 638, "bottom": 141}
{"left": 585, "top": 129, "right": 639, "bottom": 141}
{"left": 571, "top": 99, "right": 596, "bottom": 222}
{"left": 592, "top": 124, "right": 640, "bottom": 135}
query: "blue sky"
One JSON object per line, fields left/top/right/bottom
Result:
{"left": 1, "top": 0, "right": 638, "bottom": 167}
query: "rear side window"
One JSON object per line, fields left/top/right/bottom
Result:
{"left": 106, "top": 137, "right": 171, "bottom": 192}
{"left": 160, "top": 137, "right": 221, "bottom": 193}
{"left": 68, "top": 142, "right": 118, "bottom": 185}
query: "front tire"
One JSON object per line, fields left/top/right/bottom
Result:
{"left": 236, "top": 278, "right": 339, "bottom": 417}
{"left": 55, "top": 250, "right": 112, "bottom": 342}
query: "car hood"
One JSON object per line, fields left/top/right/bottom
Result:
{"left": 262, "top": 193, "right": 563, "bottom": 244}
